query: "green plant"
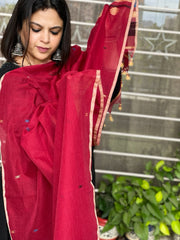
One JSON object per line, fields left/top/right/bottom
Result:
{"left": 145, "top": 160, "right": 180, "bottom": 237}
{"left": 96, "top": 174, "right": 115, "bottom": 219}
{"left": 95, "top": 160, "right": 180, "bottom": 240}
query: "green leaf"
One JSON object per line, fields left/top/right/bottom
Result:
{"left": 112, "top": 183, "right": 123, "bottom": 201}
{"left": 172, "top": 205, "right": 176, "bottom": 211}
{"left": 118, "top": 223, "right": 128, "bottom": 236}
{"left": 141, "top": 180, "right": 150, "bottom": 190}
{"left": 143, "top": 189, "right": 157, "bottom": 204}
{"left": 128, "top": 190, "right": 136, "bottom": 203}
{"left": 176, "top": 162, "right": 180, "bottom": 172}
{"left": 162, "top": 206, "right": 167, "bottom": 216}
{"left": 131, "top": 177, "right": 143, "bottom": 187}
{"left": 135, "top": 188, "right": 143, "bottom": 198}
{"left": 164, "top": 213, "right": 176, "bottom": 225}
{"left": 172, "top": 185, "right": 179, "bottom": 193}
{"left": 119, "top": 197, "right": 128, "bottom": 207}
{"left": 146, "top": 203, "right": 164, "bottom": 220}
{"left": 155, "top": 191, "right": 163, "bottom": 203}
{"left": 124, "top": 185, "right": 133, "bottom": 192}
{"left": 108, "top": 208, "right": 117, "bottom": 222}
{"left": 136, "top": 197, "right": 143, "bottom": 204}
{"left": 134, "top": 222, "right": 149, "bottom": 240}
{"left": 112, "top": 182, "right": 123, "bottom": 194}
{"left": 114, "top": 202, "right": 123, "bottom": 213}
{"left": 145, "top": 161, "right": 152, "bottom": 173}
{"left": 112, "top": 192, "right": 122, "bottom": 202}
{"left": 109, "top": 212, "right": 121, "bottom": 226}
{"left": 155, "top": 161, "right": 165, "bottom": 171}
{"left": 153, "top": 224, "right": 160, "bottom": 238}
{"left": 99, "top": 181, "right": 107, "bottom": 193}
{"left": 129, "top": 203, "right": 139, "bottom": 217}
{"left": 96, "top": 194, "right": 114, "bottom": 219}
{"left": 102, "top": 174, "right": 115, "bottom": 183}
{"left": 175, "top": 170, "right": 180, "bottom": 179}
{"left": 123, "top": 211, "right": 131, "bottom": 226}
{"left": 165, "top": 172, "right": 174, "bottom": 181}
{"left": 116, "top": 176, "right": 127, "bottom": 184}
{"left": 175, "top": 211, "right": 180, "bottom": 220}
{"left": 145, "top": 216, "right": 158, "bottom": 226}
{"left": 159, "top": 222, "right": 170, "bottom": 236}
{"left": 169, "top": 196, "right": 179, "bottom": 209}
{"left": 132, "top": 215, "right": 141, "bottom": 223}
{"left": 141, "top": 205, "right": 151, "bottom": 219}
{"left": 163, "top": 182, "right": 171, "bottom": 194}
{"left": 155, "top": 172, "right": 164, "bottom": 182}
{"left": 171, "top": 220, "right": 180, "bottom": 235}
{"left": 101, "top": 222, "right": 114, "bottom": 233}
{"left": 163, "top": 166, "right": 173, "bottom": 172}
{"left": 164, "top": 201, "right": 172, "bottom": 212}
{"left": 162, "top": 190, "right": 169, "bottom": 201}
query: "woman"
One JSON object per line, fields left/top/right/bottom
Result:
{"left": 0, "top": 2, "right": 70, "bottom": 239}
{"left": 0, "top": 0, "right": 138, "bottom": 239}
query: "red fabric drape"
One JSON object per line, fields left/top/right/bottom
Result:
{"left": 0, "top": 1, "right": 138, "bottom": 239}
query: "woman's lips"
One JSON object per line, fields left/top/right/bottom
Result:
{"left": 37, "top": 46, "right": 49, "bottom": 53}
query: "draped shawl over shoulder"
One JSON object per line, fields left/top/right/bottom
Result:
{"left": 0, "top": 1, "right": 138, "bottom": 239}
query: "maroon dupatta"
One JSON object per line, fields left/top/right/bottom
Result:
{"left": 0, "top": 1, "right": 138, "bottom": 239}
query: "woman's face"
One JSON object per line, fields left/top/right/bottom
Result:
{"left": 20, "top": 8, "right": 63, "bottom": 65}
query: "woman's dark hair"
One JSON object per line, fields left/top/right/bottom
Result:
{"left": 1, "top": 0, "right": 71, "bottom": 66}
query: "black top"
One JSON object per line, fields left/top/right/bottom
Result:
{"left": 0, "top": 62, "right": 20, "bottom": 79}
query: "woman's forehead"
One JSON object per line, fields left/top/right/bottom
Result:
{"left": 30, "top": 8, "right": 63, "bottom": 27}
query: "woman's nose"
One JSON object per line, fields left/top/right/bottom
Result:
{"left": 41, "top": 30, "right": 50, "bottom": 43}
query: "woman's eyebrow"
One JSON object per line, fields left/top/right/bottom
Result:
{"left": 30, "top": 22, "right": 63, "bottom": 29}
{"left": 50, "top": 26, "right": 63, "bottom": 30}
{"left": 30, "top": 22, "right": 42, "bottom": 27}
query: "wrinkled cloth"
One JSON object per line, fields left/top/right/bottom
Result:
{"left": 0, "top": 1, "right": 138, "bottom": 240}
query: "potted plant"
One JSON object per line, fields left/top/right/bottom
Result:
{"left": 145, "top": 160, "right": 180, "bottom": 238}
{"left": 96, "top": 174, "right": 119, "bottom": 240}
{"left": 96, "top": 160, "right": 180, "bottom": 240}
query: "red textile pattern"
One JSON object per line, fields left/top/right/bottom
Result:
{"left": 0, "top": 1, "right": 138, "bottom": 239}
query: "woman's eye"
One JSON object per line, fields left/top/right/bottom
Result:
{"left": 31, "top": 28, "right": 41, "bottom": 33}
{"left": 50, "top": 31, "right": 60, "bottom": 35}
